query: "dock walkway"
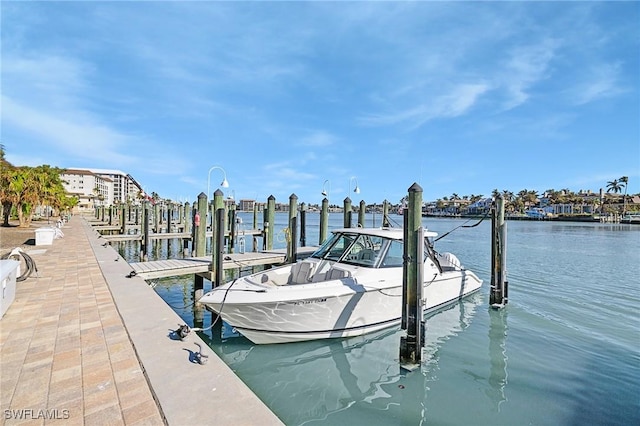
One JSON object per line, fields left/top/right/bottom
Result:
{"left": 128, "top": 247, "right": 318, "bottom": 280}
{"left": 0, "top": 216, "right": 283, "bottom": 425}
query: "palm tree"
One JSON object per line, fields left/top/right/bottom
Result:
{"left": 620, "top": 176, "right": 629, "bottom": 215}
{"left": 0, "top": 144, "right": 15, "bottom": 226}
{"left": 606, "top": 179, "right": 623, "bottom": 194}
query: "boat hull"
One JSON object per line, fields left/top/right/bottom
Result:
{"left": 200, "top": 270, "right": 482, "bottom": 344}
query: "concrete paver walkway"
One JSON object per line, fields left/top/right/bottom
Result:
{"left": 1, "top": 217, "right": 163, "bottom": 425}
{"left": 1, "top": 216, "right": 284, "bottom": 425}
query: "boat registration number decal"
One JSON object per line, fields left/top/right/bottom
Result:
{"left": 288, "top": 298, "right": 327, "bottom": 306}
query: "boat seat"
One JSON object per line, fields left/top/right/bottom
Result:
{"left": 437, "top": 252, "right": 461, "bottom": 271}
{"left": 287, "top": 261, "right": 314, "bottom": 284}
{"left": 326, "top": 267, "right": 352, "bottom": 280}
{"left": 357, "top": 249, "right": 376, "bottom": 262}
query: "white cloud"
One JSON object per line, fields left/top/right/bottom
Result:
{"left": 501, "top": 39, "right": 559, "bottom": 110}
{"left": 297, "top": 131, "right": 339, "bottom": 147}
{"left": 570, "top": 63, "right": 625, "bottom": 105}
{"left": 359, "top": 83, "right": 490, "bottom": 129}
{"left": 2, "top": 96, "right": 132, "bottom": 164}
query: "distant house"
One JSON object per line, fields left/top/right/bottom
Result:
{"left": 464, "top": 198, "right": 493, "bottom": 215}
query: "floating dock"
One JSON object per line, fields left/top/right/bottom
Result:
{"left": 128, "top": 247, "right": 318, "bottom": 280}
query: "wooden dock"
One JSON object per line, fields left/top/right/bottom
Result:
{"left": 129, "top": 246, "right": 318, "bottom": 279}
{"left": 99, "top": 229, "right": 263, "bottom": 242}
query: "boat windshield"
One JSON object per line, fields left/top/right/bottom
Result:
{"left": 311, "top": 232, "right": 389, "bottom": 267}
{"left": 311, "top": 232, "right": 355, "bottom": 261}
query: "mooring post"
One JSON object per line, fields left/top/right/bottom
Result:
{"left": 400, "top": 183, "right": 424, "bottom": 371}
{"left": 343, "top": 197, "right": 352, "bottom": 228}
{"left": 358, "top": 200, "right": 366, "bottom": 227}
{"left": 262, "top": 207, "right": 267, "bottom": 251}
{"left": 490, "top": 194, "right": 509, "bottom": 308}
{"left": 120, "top": 205, "right": 126, "bottom": 234}
{"left": 287, "top": 194, "right": 298, "bottom": 263}
{"left": 212, "top": 189, "right": 225, "bottom": 267}
{"left": 190, "top": 200, "right": 197, "bottom": 254}
{"left": 253, "top": 202, "right": 258, "bottom": 229}
{"left": 195, "top": 192, "right": 207, "bottom": 257}
{"left": 182, "top": 203, "right": 187, "bottom": 232}
{"left": 228, "top": 202, "right": 236, "bottom": 254}
{"left": 151, "top": 202, "right": 158, "bottom": 233}
{"left": 183, "top": 202, "right": 191, "bottom": 256}
{"left": 142, "top": 201, "right": 150, "bottom": 261}
{"left": 266, "top": 195, "right": 275, "bottom": 250}
{"left": 299, "top": 202, "right": 307, "bottom": 247}
{"left": 206, "top": 200, "right": 212, "bottom": 233}
{"left": 320, "top": 197, "right": 329, "bottom": 244}
{"left": 160, "top": 203, "right": 165, "bottom": 230}
{"left": 253, "top": 202, "right": 259, "bottom": 252}
{"left": 383, "top": 200, "right": 390, "bottom": 227}
{"left": 212, "top": 206, "right": 226, "bottom": 287}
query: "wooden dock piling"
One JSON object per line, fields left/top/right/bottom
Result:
{"left": 195, "top": 192, "right": 207, "bottom": 257}
{"left": 490, "top": 195, "right": 509, "bottom": 308}
{"left": 142, "top": 201, "right": 150, "bottom": 261}
{"left": 266, "top": 195, "right": 275, "bottom": 250}
{"left": 299, "top": 202, "right": 307, "bottom": 247}
{"left": 400, "top": 183, "right": 425, "bottom": 371}
{"left": 212, "top": 189, "right": 225, "bottom": 268}
{"left": 343, "top": 197, "right": 352, "bottom": 228}
{"left": 153, "top": 203, "right": 160, "bottom": 233}
{"left": 320, "top": 198, "right": 328, "bottom": 244}
{"left": 383, "top": 200, "right": 390, "bottom": 227}
{"left": 213, "top": 207, "right": 225, "bottom": 287}
{"left": 358, "top": 200, "right": 366, "bottom": 227}
{"left": 253, "top": 203, "right": 259, "bottom": 252}
{"left": 287, "top": 194, "right": 298, "bottom": 263}
{"left": 183, "top": 202, "right": 191, "bottom": 255}
{"left": 120, "top": 205, "right": 126, "bottom": 234}
{"left": 228, "top": 203, "right": 236, "bottom": 253}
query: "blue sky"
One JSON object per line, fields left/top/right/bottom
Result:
{"left": 2, "top": 1, "right": 639, "bottom": 205}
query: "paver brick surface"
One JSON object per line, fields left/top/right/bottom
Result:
{"left": 0, "top": 217, "right": 164, "bottom": 425}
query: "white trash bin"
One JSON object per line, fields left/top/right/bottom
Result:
{"left": 1, "top": 259, "right": 19, "bottom": 319}
{"left": 35, "top": 227, "right": 56, "bottom": 245}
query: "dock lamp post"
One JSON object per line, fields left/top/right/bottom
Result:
{"left": 207, "top": 166, "right": 229, "bottom": 197}
{"left": 321, "top": 179, "right": 331, "bottom": 201}
{"left": 349, "top": 177, "right": 360, "bottom": 195}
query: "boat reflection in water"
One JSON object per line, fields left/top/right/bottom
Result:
{"left": 199, "top": 291, "right": 483, "bottom": 425}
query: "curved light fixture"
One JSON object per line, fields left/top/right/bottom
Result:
{"left": 207, "top": 166, "right": 229, "bottom": 197}
{"left": 349, "top": 177, "right": 360, "bottom": 194}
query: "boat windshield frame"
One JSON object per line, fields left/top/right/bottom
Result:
{"left": 311, "top": 231, "right": 393, "bottom": 268}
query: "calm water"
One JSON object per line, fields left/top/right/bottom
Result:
{"left": 122, "top": 213, "right": 640, "bottom": 425}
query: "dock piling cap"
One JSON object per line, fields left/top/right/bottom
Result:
{"left": 408, "top": 182, "right": 423, "bottom": 192}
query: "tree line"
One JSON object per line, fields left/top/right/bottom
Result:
{"left": 426, "top": 178, "right": 633, "bottom": 215}
{"left": 0, "top": 145, "right": 78, "bottom": 228}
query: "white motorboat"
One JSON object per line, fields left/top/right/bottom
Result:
{"left": 198, "top": 227, "right": 482, "bottom": 344}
